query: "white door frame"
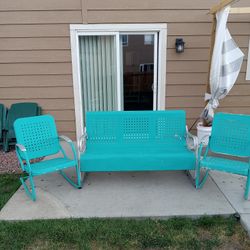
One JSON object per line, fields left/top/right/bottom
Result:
{"left": 70, "top": 23, "right": 167, "bottom": 142}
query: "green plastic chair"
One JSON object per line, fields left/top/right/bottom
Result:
{"left": 14, "top": 115, "right": 81, "bottom": 201}
{"left": 196, "top": 112, "right": 250, "bottom": 200}
{"left": 0, "top": 104, "right": 7, "bottom": 148}
{"left": 4, "top": 102, "right": 41, "bottom": 152}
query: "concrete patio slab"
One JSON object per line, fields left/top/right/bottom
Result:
{"left": 209, "top": 171, "right": 250, "bottom": 234}
{"left": 240, "top": 214, "right": 250, "bottom": 235}
{"left": 0, "top": 186, "right": 71, "bottom": 220}
{"left": 0, "top": 170, "right": 235, "bottom": 220}
{"left": 3, "top": 143, "right": 250, "bottom": 232}
{"left": 210, "top": 171, "right": 250, "bottom": 214}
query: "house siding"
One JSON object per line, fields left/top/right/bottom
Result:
{"left": 0, "top": 0, "right": 83, "bottom": 138}
{"left": 0, "top": 0, "right": 249, "bottom": 138}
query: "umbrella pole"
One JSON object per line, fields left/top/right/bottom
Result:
{"left": 205, "top": 14, "right": 216, "bottom": 97}
{"left": 203, "top": 14, "right": 216, "bottom": 126}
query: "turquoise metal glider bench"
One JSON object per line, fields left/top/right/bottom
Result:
{"left": 79, "top": 110, "right": 197, "bottom": 179}
{"left": 14, "top": 115, "right": 81, "bottom": 201}
{"left": 196, "top": 112, "right": 250, "bottom": 200}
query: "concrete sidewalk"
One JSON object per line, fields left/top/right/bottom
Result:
{"left": 1, "top": 152, "right": 250, "bottom": 235}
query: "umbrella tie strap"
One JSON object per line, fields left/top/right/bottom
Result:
{"left": 204, "top": 93, "right": 219, "bottom": 109}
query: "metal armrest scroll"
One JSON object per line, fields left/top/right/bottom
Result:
{"left": 79, "top": 132, "right": 87, "bottom": 153}
{"left": 59, "top": 135, "right": 77, "bottom": 160}
{"left": 185, "top": 127, "right": 198, "bottom": 151}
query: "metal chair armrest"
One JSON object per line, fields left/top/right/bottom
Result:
{"left": 59, "top": 135, "right": 73, "bottom": 143}
{"left": 198, "top": 137, "right": 211, "bottom": 161}
{"left": 16, "top": 143, "right": 27, "bottom": 152}
{"left": 198, "top": 143, "right": 204, "bottom": 161}
{"left": 59, "top": 135, "right": 77, "bottom": 161}
{"left": 15, "top": 144, "right": 32, "bottom": 172}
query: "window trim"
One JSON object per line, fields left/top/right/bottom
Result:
{"left": 70, "top": 23, "right": 167, "bottom": 141}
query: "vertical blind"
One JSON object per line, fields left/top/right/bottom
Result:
{"left": 79, "top": 35, "right": 117, "bottom": 122}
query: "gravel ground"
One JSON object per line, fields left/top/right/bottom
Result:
{"left": 0, "top": 149, "right": 21, "bottom": 174}
{"left": 0, "top": 148, "right": 43, "bottom": 174}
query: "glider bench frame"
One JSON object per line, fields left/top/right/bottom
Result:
{"left": 79, "top": 110, "right": 197, "bottom": 179}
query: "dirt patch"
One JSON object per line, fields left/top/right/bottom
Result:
{"left": 26, "top": 239, "right": 78, "bottom": 250}
{"left": 198, "top": 228, "right": 212, "bottom": 241}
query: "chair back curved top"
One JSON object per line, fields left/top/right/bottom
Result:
{"left": 14, "top": 115, "right": 60, "bottom": 159}
{"left": 209, "top": 112, "right": 250, "bottom": 157}
{"left": 7, "top": 102, "right": 40, "bottom": 138}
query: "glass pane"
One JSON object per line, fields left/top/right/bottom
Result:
{"left": 79, "top": 35, "right": 117, "bottom": 123}
{"left": 121, "top": 34, "right": 154, "bottom": 110}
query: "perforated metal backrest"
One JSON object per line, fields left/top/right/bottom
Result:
{"left": 14, "top": 115, "right": 60, "bottom": 159}
{"left": 86, "top": 110, "right": 186, "bottom": 146}
{"left": 210, "top": 113, "right": 250, "bottom": 157}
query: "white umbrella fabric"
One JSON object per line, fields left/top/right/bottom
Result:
{"left": 201, "top": 6, "right": 244, "bottom": 125}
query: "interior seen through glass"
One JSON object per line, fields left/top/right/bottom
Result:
{"left": 121, "top": 34, "right": 154, "bottom": 110}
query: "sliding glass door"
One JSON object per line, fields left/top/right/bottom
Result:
{"left": 70, "top": 24, "right": 167, "bottom": 140}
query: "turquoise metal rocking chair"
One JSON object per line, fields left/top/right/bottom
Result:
{"left": 14, "top": 115, "right": 81, "bottom": 201}
{"left": 196, "top": 112, "right": 250, "bottom": 200}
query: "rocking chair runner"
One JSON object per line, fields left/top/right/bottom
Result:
{"left": 14, "top": 115, "right": 81, "bottom": 201}
{"left": 196, "top": 112, "right": 250, "bottom": 200}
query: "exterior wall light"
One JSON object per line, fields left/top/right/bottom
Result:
{"left": 175, "top": 38, "right": 185, "bottom": 53}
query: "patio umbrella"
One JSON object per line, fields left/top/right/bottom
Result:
{"left": 201, "top": 6, "right": 244, "bottom": 125}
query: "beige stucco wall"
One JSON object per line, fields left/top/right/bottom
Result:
{"left": 0, "top": 0, "right": 249, "bottom": 139}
